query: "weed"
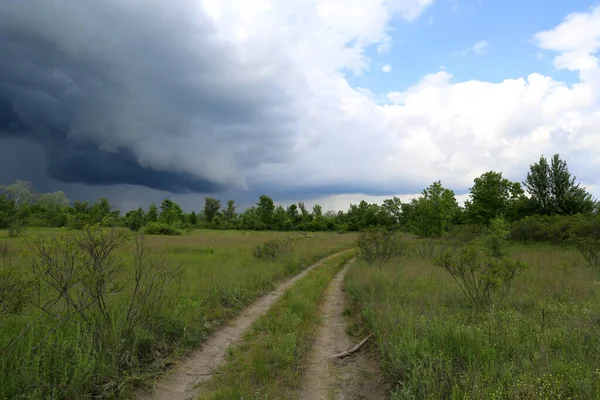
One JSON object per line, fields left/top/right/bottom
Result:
{"left": 434, "top": 245, "right": 528, "bottom": 309}
{"left": 356, "top": 227, "right": 406, "bottom": 264}
{"left": 253, "top": 237, "right": 297, "bottom": 261}
{"left": 576, "top": 236, "right": 600, "bottom": 270}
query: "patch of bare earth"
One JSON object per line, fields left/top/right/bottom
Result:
{"left": 298, "top": 262, "right": 388, "bottom": 400}
{"left": 135, "top": 250, "right": 351, "bottom": 400}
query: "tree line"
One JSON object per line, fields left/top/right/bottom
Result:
{"left": 1, "top": 154, "right": 598, "bottom": 238}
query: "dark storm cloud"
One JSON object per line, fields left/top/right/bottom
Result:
{"left": 0, "top": 0, "right": 297, "bottom": 193}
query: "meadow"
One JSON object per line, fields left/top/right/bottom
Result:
{"left": 0, "top": 228, "right": 356, "bottom": 399}
{"left": 346, "top": 237, "right": 600, "bottom": 399}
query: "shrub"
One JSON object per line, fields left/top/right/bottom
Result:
{"left": 0, "top": 265, "right": 32, "bottom": 315}
{"left": 484, "top": 217, "right": 510, "bottom": 258}
{"left": 7, "top": 221, "right": 24, "bottom": 238}
{"left": 446, "top": 224, "right": 486, "bottom": 245}
{"left": 412, "top": 239, "right": 444, "bottom": 260}
{"left": 143, "top": 222, "right": 182, "bottom": 236}
{"left": 253, "top": 237, "right": 297, "bottom": 261}
{"left": 576, "top": 236, "right": 600, "bottom": 270}
{"left": 509, "top": 214, "right": 600, "bottom": 244}
{"left": 356, "top": 227, "right": 406, "bottom": 264}
{"left": 434, "top": 246, "right": 527, "bottom": 309}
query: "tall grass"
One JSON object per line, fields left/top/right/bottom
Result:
{"left": 0, "top": 228, "right": 356, "bottom": 399}
{"left": 345, "top": 242, "right": 600, "bottom": 399}
{"left": 200, "top": 251, "right": 356, "bottom": 399}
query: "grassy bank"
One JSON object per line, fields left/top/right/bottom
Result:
{"left": 0, "top": 228, "right": 356, "bottom": 399}
{"left": 200, "top": 250, "right": 356, "bottom": 399}
{"left": 345, "top": 242, "right": 600, "bottom": 399}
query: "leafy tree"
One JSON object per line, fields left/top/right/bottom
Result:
{"left": 203, "top": 197, "right": 221, "bottom": 223}
{"left": 524, "top": 154, "right": 595, "bottom": 215}
{"left": 124, "top": 207, "right": 145, "bottom": 231}
{"left": 159, "top": 199, "right": 184, "bottom": 226}
{"left": 188, "top": 211, "right": 198, "bottom": 226}
{"left": 272, "top": 205, "right": 290, "bottom": 230}
{"left": 90, "top": 197, "right": 112, "bottom": 224}
{"left": 381, "top": 197, "right": 402, "bottom": 228}
{"left": 0, "top": 180, "right": 34, "bottom": 208}
{"left": 256, "top": 195, "right": 275, "bottom": 228}
{"left": 286, "top": 204, "right": 300, "bottom": 224}
{"left": 146, "top": 203, "right": 159, "bottom": 223}
{"left": 298, "top": 202, "right": 310, "bottom": 220}
{"left": 223, "top": 200, "right": 237, "bottom": 223}
{"left": 465, "top": 171, "right": 524, "bottom": 224}
{"left": 406, "top": 181, "right": 458, "bottom": 237}
{"left": 37, "top": 191, "right": 70, "bottom": 212}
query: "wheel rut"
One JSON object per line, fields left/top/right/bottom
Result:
{"left": 135, "top": 250, "right": 352, "bottom": 400}
{"left": 298, "top": 261, "right": 387, "bottom": 400}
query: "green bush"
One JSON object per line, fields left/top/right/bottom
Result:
{"left": 576, "top": 236, "right": 600, "bottom": 271}
{"left": 7, "top": 221, "right": 24, "bottom": 238}
{"left": 356, "top": 227, "right": 406, "bottom": 264}
{"left": 509, "top": 214, "right": 600, "bottom": 244}
{"left": 434, "top": 245, "right": 528, "bottom": 309}
{"left": 143, "top": 222, "right": 182, "bottom": 235}
{"left": 253, "top": 237, "right": 297, "bottom": 261}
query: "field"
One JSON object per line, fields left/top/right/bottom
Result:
{"left": 0, "top": 228, "right": 356, "bottom": 399}
{"left": 346, "top": 239, "right": 600, "bottom": 399}
{"left": 3, "top": 226, "right": 600, "bottom": 400}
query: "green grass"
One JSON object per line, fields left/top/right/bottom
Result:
{"left": 200, "top": 250, "right": 356, "bottom": 399}
{"left": 0, "top": 228, "right": 356, "bottom": 399}
{"left": 345, "top": 242, "right": 600, "bottom": 399}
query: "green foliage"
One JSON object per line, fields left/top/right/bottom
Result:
{"left": 509, "top": 214, "right": 600, "bottom": 244}
{"left": 356, "top": 227, "right": 406, "bottom": 264}
{"left": 483, "top": 217, "right": 510, "bottom": 258}
{"left": 143, "top": 222, "right": 182, "bottom": 235}
{"left": 575, "top": 236, "right": 600, "bottom": 270}
{"left": 404, "top": 181, "right": 459, "bottom": 237}
{"left": 203, "top": 197, "right": 222, "bottom": 223}
{"left": 345, "top": 248, "right": 600, "bottom": 399}
{"left": 256, "top": 195, "right": 275, "bottom": 227}
{"left": 253, "top": 237, "right": 297, "bottom": 261}
{"left": 524, "top": 154, "right": 596, "bottom": 216}
{"left": 434, "top": 232, "right": 527, "bottom": 309}
{"left": 7, "top": 221, "right": 24, "bottom": 238}
{"left": 158, "top": 199, "right": 185, "bottom": 226}
{"left": 146, "top": 203, "right": 159, "bottom": 223}
{"left": 464, "top": 171, "right": 524, "bottom": 224}
{"left": 124, "top": 207, "right": 146, "bottom": 231}
{"left": 0, "top": 264, "right": 32, "bottom": 315}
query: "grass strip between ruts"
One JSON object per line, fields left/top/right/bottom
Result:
{"left": 199, "top": 250, "right": 357, "bottom": 399}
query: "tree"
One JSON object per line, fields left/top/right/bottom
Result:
{"left": 464, "top": 171, "right": 524, "bottom": 224}
{"left": 406, "top": 181, "right": 458, "bottom": 237}
{"left": 37, "top": 191, "right": 70, "bottom": 212}
{"left": 223, "top": 200, "right": 237, "bottom": 221}
{"left": 203, "top": 197, "right": 221, "bottom": 223}
{"left": 146, "top": 204, "right": 158, "bottom": 223}
{"left": 159, "top": 199, "right": 184, "bottom": 226}
{"left": 124, "top": 207, "right": 145, "bottom": 231}
{"left": 0, "top": 180, "right": 34, "bottom": 208}
{"left": 524, "top": 154, "right": 595, "bottom": 215}
{"left": 256, "top": 195, "right": 275, "bottom": 228}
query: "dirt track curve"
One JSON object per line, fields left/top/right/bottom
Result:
{"left": 298, "top": 261, "right": 387, "bottom": 400}
{"left": 135, "top": 250, "right": 352, "bottom": 400}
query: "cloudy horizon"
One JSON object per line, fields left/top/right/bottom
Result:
{"left": 1, "top": 0, "right": 600, "bottom": 212}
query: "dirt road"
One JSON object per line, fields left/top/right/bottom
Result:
{"left": 298, "top": 262, "right": 387, "bottom": 400}
{"left": 136, "top": 250, "right": 353, "bottom": 400}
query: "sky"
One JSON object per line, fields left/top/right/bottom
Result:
{"left": 1, "top": 0, "right": 600, "bottom": 212}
